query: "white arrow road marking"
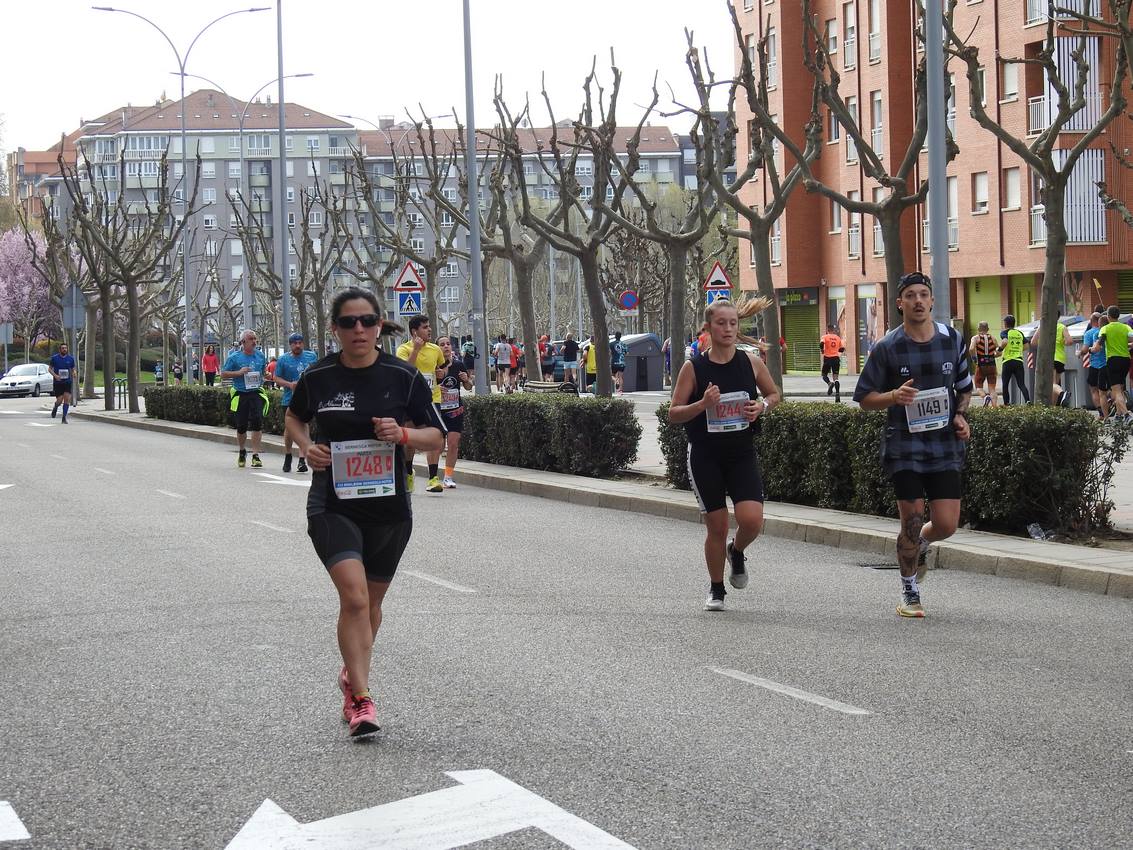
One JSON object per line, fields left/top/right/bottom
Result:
{"left": 249, "top": 520, "right": 295, "bottom": 533}
{"left": 26, "top": 422, "right": 55, "bottom": 428}
{"left": 402, "top": 570, "right": 476, "bottom": 594}
{"left": 252, "top": 472, "right": 310, "bottom": 488}
{"left": 709, "top": 667, "right": 872, "bottom": 716}
{"left": 0, "top": 485, "right": 12, "bottom": 492}
{"left": 93, "top": 467, "right": 115, "bottom": 475}
{"left": 155, "top": 489, "right": 186, "bottom": 500}
{"left": 0, "top": 801, "right": 30, "bottom": 841}
{"left": 225, "top": 769, "right": 636, "bottom": 850}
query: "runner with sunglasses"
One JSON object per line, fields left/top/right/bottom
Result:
{"left": 286, "top": 288, "right": 446, "bottom": 737}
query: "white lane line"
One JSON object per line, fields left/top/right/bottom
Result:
{"left": 16, "top": 443, "right": 30, "bottom": 449}
{"left": 0, "top": 485, "right": 13, "bottom": 491}
{"left": 51, "top": 454, "right": 66, "bottom": 461}
{"left": 251, "top": 472, "right": 310, "bottom": 488}
{"left": 93, "top": 467, "right": 115, "bottom": 475}
{"left": 249, "top": 520, "right": 295, "bottom": 533}
{"left": 0, "top": 800, "right": 30, "bottom": 840}
{"left": 0, "top": 410, "right": 25, "bottom": 414}
{"left": 402, "top": 569, "right": 477, "bottom": 594}
{"left": 709, "top": 667, "right": 872, "bottom": 716}
{"left": 26, "top": 422, "right": 55, "bottom": 428}
{"left": 155, "top": 489, "right": 186, "bottom": 500}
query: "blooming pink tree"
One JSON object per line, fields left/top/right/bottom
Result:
{"left": 0, "top": 228, "right": 57, "bottom": 360}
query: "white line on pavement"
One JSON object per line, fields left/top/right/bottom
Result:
{"left": 0, "top": 485, "right": 13, "bottom": 492}
{"left": 708, "top": 667, "right": 872, "bottom": 716}
{"left": 0, "top": 410, "right": 24, "bottom": 414}
{"left": 51, "top": 454, "right": 66, "bottom": 461}
{"left": 402, "top": 569, "right": 477, "bottom": 594}
{"left": 93, "top": 468, "right": 115, "bottom": 475}
{"left": 155, "top": 489, "right": 186, "bottom": 500}
{"left": 0, "top": 800, "right": 30, "bottom": 841}
{"left": 16, "top": 443, "right": 30, "bottom": 449}
{"left": 251, "top": 472, "right": 310, "bottom": 488}
{"left": 26, "top": 422, "right": 55, "bottom": 428}
{"left": 249, "top": 520, "right": 295, "bottom": 533}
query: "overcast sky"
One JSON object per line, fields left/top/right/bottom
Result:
{"left": 1, "top": 0, "right": 735, "bottom": 154}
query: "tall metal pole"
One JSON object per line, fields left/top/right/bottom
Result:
{"left": 507, "top": 264, "right": 514, "bottom": 337}
{"left": 576, "top": 256, "right": 583, "bottom": 338}
{"left": 463, "top": 0, "right": 489, "bottom": 394}
{"left": 926, "top": 0, "right": 950, "bottom": 322}
{"left": 276, "top": 0, "right": 291, "bottom": 340}
{"left": 548, "top": 245, "right": 556, "bottom": 338}
{"left": 179, "top": 68, "right": 192, "bottom": 382}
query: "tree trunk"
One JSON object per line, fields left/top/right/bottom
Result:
{"left": 881, "top": 213, "right": 907, "bottom": 331}
{"left": 668, "top": 243, "right": 689, "bottom": 393}
{"left": 425, "top": 265, "right": 439, "bottom": 330}
{"left": 750, "top": 223, "right": 784, "bottom": 388}
{"left": 83, "top": 303, "right": 98, "bottom": 399}
{"left": 513, "top": 260, "right": 540, "bottom": 386}
{"left": 314, "top": 294, "right": 327, "bottom": 357}
{"left": 296, "top": 295, "right": 310, "bottom": 356}
{"left": 579, "top": 251, "right": 612, "bottom": 397}
{"left": 99, "top": 285, "right": 115, "bottom": 410}
{"left": 125, "top": 280, "right": 142, "bottom": 413}
{"left": 1035, "top": 182, "right": 1068, "bottom": 407}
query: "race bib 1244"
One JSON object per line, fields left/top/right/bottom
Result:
{"left": 706, "top": 391, "right": 750, "bottom": 433}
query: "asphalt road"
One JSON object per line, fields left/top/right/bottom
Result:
{"left": 1, "top": 395, "right": 1131, "bottom": 850}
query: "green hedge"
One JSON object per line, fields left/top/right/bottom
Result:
{"left": 657, "top": 401, "right": 1126, "bottom": 534}
{"left": 145, "top": 386, "right": 643, "bottom": 479}
{"left": 462, "top": 394, "right": 642, "bottom": 477}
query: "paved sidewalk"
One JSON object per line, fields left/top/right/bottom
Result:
{"left": 65, "top": 402, "right": 1133, "bottom": 599}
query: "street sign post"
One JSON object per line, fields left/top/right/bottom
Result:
{"left": 0, "top": 322, "right": 11, "bottom": 375}
{"left": 62, "top": 283, "right": 88, "bottom": 331}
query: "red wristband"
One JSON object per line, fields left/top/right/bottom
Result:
{"left": 399, "top": 427, "right": 410, "bottom": 446}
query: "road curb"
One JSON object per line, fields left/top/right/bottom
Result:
{"left": 67, "top": 408, "right": 1133, "bottom": 600}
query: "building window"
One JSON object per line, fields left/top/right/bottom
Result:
{"left": 576, "top": 160, "right": 593, "bottom": 177}
{"left": 441, "top": 210, "right": 454, "bottom": 227}
{"left": 203, "top": 188, "right": 216, "bottom": 205}
{"left": 200, "top": 137, "right": 216, "bottom": 154}
{"left": 229, "top": 214, "right": 238, "bottom": 229}
{"left": 410, "top": 238, "right": 425, "bottom": 252}
{"left": 972, "top": 172, "right": 989, "bottom": 213}
{"left": 248, "top": 134, "right": 270, "bottom": 150}
{"left": 289, "top": 264, "right": 296, "bottom": 279}
{"left": 825, "top": 19, "right": 838, "bottom": 54}
{"left": 287, "top": 187, "right": 295, "bottom": 202}
{"left": 828, "top": 109, "right": 841, "bottom": 142}
{"left": 580, "top": 185, "right": 593, "bottom": 200}
{"left": 230, "top": 241, "right": 243, "bottom": 257}
{"left": 229, "top": 136, "right": 240, "bottom": 151}
{"left": 309, "top": 210, "right": 323, "bottom": 226}
{"left": 976, "top": 67, "right": 987, "bottom": 107}
{"left": 228, "top": 162, "right": 241, "bottom": 179}
{"left": 285, "top": 136, "right": 294, "bottom": 151}
{"left": 173, "top": 163, "right": 184, "bottom": 179}
{"left": 204, "top": 238, "right": 217, "bottom": 256}
{"left": 203, "top": 214, "right": 217, "bottom": 230}
{"left": 842, "top": 3, "right": 856, "bottom": 69}
{"left": 1003, "top": 167, "right": 1021, "bottom": 209}
{"left": 1001, "top": 61, "right": 1019, "bottom": 101}
{"left": 306, "top": 136, "right": 320, "bottom": 151}
{"left": 746, "top": 34, "right": 756, "bottom": 67}
{"left": 202, "top": 162, "right": 216, "bottom": 179}
{"left": 287, "top": 212, "right": 296, "bottom": 226}
{"left": 830, "top": 199, "right": 843, "bottom": 233}
{"left": 766, "top": 28, "right": 778, "bottom": 86}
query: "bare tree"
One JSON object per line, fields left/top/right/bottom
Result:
{"left": 944, "top": 0, "right": 1129, "bottom": 404}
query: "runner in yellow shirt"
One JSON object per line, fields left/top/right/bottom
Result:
{"left": 396, "top": 314, "right": 447, "bottom": 493}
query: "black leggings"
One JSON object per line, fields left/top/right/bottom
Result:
{"left": 1002, "top": 360, "right": 1029, "bottom": 405}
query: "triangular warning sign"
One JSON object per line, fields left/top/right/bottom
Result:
{"left": 393, "top": 261, "right": 426, "bottom": 292}
{"left": 704, "top": 261, "right": 732, "bottom": 290}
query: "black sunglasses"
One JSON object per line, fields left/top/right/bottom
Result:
{"left": 334, "top": 313, "right": 381, "bottom": 329}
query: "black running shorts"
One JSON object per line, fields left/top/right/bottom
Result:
{"left": 234, "top": 391, "right": 263, "bottom": 434}
{"left": 821, "top": 356, "right": 841, "bottom": 377}
{"left": 890, "top": 469, "right": 962, "bottom": 503}
{"left": 687, "top": 441, "right": 764, "bottom": 513}
{"left": 1087, "top": 366, "right": 1110, "bottom": 390}
{"left": 443, "top": 412, "right": 464, "bottom": 433}
{"left": 1053, "top": 360, "right": 1065, "bottom": 375}
{"left": 307, "top": 512, "right": 412, "bottom": 583}
{"left": 1107, "top": 356, "right": 1131, "bottom": 387}
{"left": 53, "top": 381, "right": 72, "bottom": 396}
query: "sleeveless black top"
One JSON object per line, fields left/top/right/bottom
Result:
{"left": 684, "top": 349, "right": 761, "bottom": 446}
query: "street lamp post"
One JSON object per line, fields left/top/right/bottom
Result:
{"left": 92, "top": 5, "right": 269, "bottom": 384}
{"left": 177, "top": 71, "right": 313, "bottom": 332}
{"left": 462, "top": 0, "right": 489, "bottom": 395}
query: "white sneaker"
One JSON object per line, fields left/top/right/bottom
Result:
{"left": 704, "top": 593, "right": 725, "bottom": 612}
{"left": 442, "top": 476, "right": 456, "bottom": 489}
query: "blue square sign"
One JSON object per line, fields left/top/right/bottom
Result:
{"left": 398, "top": 291, "right": 423, "bottom": 316}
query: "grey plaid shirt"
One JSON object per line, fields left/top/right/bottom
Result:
{"left": 853, "top": 322, "right": 973, "bottom": 475}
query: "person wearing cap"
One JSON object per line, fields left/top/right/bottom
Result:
{"left": 853, "top": 272, "right": 972, "bottom": 619}
{"left": 274, "top": 332, "right": 320, "bottom": 473}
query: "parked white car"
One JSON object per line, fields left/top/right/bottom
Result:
{"left": 0, "top": 363, "right": 54, "bottom": 397}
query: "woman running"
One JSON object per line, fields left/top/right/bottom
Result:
{"left": 286, "top": 287, "right": 445, "bottom": 736}
{"left": 668, "top": 298, "right": 780, "bottom": 611}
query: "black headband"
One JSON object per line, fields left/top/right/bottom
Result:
{"left": 897, "top": 272, "right": 932, "bottom": 295}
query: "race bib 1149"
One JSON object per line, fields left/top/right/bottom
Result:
{"left": 905, "top": 386, "right": 950, "bottom": 433}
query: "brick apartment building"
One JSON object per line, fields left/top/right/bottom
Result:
{"left": 734, "top": 0, "right": 1133, "bottom": 373}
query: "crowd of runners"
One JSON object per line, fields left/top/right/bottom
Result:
{"left": 28, "top": 277, "right": 1132, "bottom": 739}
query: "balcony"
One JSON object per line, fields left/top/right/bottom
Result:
{"left": 848, "top": 224, "right": 861, "bottom": 257}
{"left": 123, "top": 149, "right": 164, "bottom": 161}
{"left": 868, "top": 32, "right": 881, "bottom": 62}
{"left": 1030, "top": 205, "right": 1047, "bottom": 244}
{"left": 93, "top": 152, "right": 119, "bottom": 163}
{"left": 873, "top": 222, "right": 885, "bottom": 256}
{"left": 843, "top": 36, "right": 856, "bottom": 69}
{"left": 328, "top": 146, "right": 349, "bottom": 157}
{"left": 922, "top": 218, "right": 960, "bottom": 250}
{"left": 249, "top": 174, "right": 271, "bottom": 188}
{"left": 379, "top": 200, "right": 395, "bottom": 213}
{"left": 329, "top": 171, "right": 347, "bottom": 186}
{"left": 1028, "top": 96, "right": 1048, "bottom": 135}
{"left": 871, "top": 127, "right": 883, "bottom": 159}
{"left": 250, "top": 199, "right": 271, "bottom": 214}
{"left": 770, "top": 234, "right": 781, "bottom": 265}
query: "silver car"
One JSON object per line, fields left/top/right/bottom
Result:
{"left": 0, "top": 363, "right": 54, "bottom": 397}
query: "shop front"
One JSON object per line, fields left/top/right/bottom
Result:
{"left": 779, "top": 287, "right": 821, "bottom": 373}
{"left": 855, "top": 283, "right": 885, "bottom": 370}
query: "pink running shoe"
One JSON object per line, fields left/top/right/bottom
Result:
{"left": 338, "top": 666, "right": 351, "bottom": 723}
{"left": 349, "top": 695, "right": 379, "bottom": 737}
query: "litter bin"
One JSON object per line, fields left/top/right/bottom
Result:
{"left": 619, "top": 333, "right": 664, "bottom": 392}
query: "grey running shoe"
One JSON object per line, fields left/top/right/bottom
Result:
{"left": 727, "top": 540, "right": 748, "bottom": 589}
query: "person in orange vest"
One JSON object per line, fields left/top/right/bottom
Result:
{"left": 819, "top": 324, "right": 845, "bottom": 403}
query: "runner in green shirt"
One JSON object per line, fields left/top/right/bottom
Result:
{"left": 1091, "top": 305, "right": 1133, "bottom": 422}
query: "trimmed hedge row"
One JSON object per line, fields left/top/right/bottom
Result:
{"left": 460, "top": 394, "right": 642, "bottom": 478}
{"left": 144, "top": 385, "right": 642, "bottom": 479}
{"left": 657, "top": 401, "right": 1125, "bottom": 534}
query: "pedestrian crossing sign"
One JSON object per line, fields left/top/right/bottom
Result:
{"left": 398, "top": 292, "right": 423, "bottom": 316}
{"left": 706, "top": 289, "right": 732, "bottom": 306}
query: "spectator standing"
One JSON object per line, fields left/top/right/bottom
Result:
{"left": 202, "top": 345, "right": 220, "bottom": 386}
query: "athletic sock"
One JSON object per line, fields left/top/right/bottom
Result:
{"left": 901, "top": 574, "right": 920, "bottom": 596}
{"left": 62, "top": 403, "right": 69, "bottom": 417}
{"left": 428, "top": 464, "right": 439, "bottom": 479}
{"left": 351, "top": 688, "right": 371, "bottom": 701}
{"left": 710, "top": 580, "right": 726, "bottom": 596}
{"left": 822, "top": 375, "right": 831, "bottom": 386}
{"left": 444, "top": 466, "right": 454, "bottom": 477}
